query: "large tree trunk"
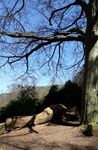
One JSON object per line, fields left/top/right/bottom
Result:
{"left": 83, "top": 1, "right": 98, "bottom": 124}
{"left": 84, "top": 41, "right": 98, "bottom": 124}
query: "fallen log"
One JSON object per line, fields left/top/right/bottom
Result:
{"left": 34, "top": 107, "right": 53, "bottom": 125}
{"left": 0, "top": 116, "right": 38, "bottom": 134}
{"left": 0, "top": 104, "right": 67, "bottom": 133}
{"left": 34, "top": 104, "right": 67, "bottom": 125}
{"left": 0, "top": 104, "right": 82, "bottom": 134}
{"left": 5, "top": 116, "right": 33, "bottom": 131}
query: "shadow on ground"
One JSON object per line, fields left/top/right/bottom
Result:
{"left": 0, "top": 139, "right": 97, "bottom": 150}
{"left": 0, "top": 124, "right": 98, "bottom": 150}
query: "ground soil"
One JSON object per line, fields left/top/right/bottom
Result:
{"left": 0, "top": 123, "right": 98, "bottom": 150}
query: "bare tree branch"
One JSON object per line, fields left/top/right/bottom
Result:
{"left": 14, "top": 0, "right": 25, "bottom": 15}
{"left": 49, "top": 2, "right": 76, "bottom": 25}
{"left": 0, "top": 31, "right": 83, "bottom": 42}
{"left": 0, "top": 0, "right": 88, "bottom": 79}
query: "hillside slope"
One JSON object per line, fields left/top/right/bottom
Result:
{"left": 0, "top": 86, "right": 50, "bottom": 109}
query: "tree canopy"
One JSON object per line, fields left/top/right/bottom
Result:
{"left": 0, "top": 0, "right": 88, "bottom": 80}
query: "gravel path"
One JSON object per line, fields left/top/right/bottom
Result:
{"left": 0, "top": 123, "right": 98, "bottom": 150}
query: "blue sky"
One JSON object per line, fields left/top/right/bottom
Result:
{"left": 0, "top": 40, "right": 83, "bottom": 94}
{"left": 0, "top": 76, "right": 12, "bottom": 93}
{"left": 0, "top": 47, "right": 82, "bottom": 94}
{"left": 0, "top": 72, "right": 49, "bottom": 93}
{"left": 0, "top": 65, "right": 73, "bottom": 93}
{"left": 0, "top": 1, "right": 84, "bottom": 93}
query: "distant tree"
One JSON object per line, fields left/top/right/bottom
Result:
{"left": 48, "top": 85, "right": 59, "bottom": 94}
{"left": 0, "top": 85, "right": 39, "bottom": 122}
{"left": 42, "top": 84, "right": 59, "bottom": 108}
{"left": 42, "top": 81, "right": 82, "bottom": 112}
{"left": 59, "top": 80, "right": 82, "bottom": 110}
{"left": 17, "top": 85, "right": 38, "bottom": 101}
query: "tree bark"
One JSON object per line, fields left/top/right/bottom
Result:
{"left": 84, "top": 41, "right": 98, "bottom": 124}
{"left": 83, "top": 0, "right": 98, "bottom": 124}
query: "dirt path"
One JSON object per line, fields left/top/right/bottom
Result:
{"left": 0, "top": 123, "right": 98, "bottom": 150}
